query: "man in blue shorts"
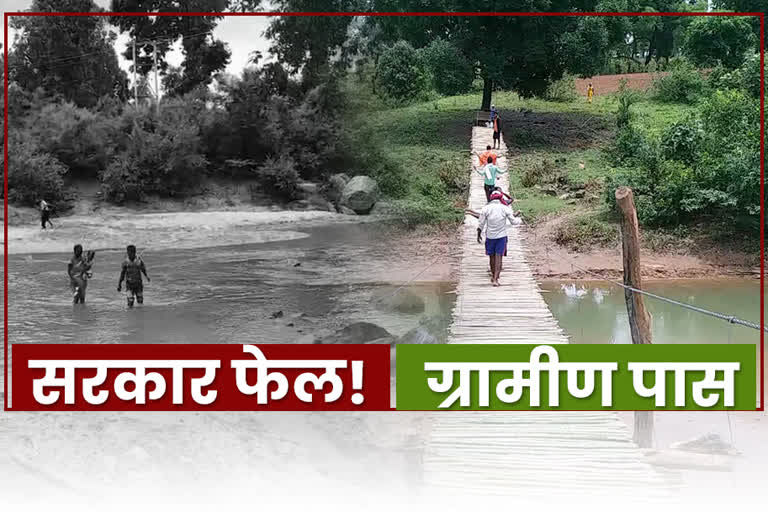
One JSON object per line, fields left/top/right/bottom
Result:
{"left": 477, "top": 191, "right": 517, "bottom": 287}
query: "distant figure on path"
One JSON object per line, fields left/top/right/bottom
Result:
{"left": 68, "top": 244, "right": 94, "bottom": 304}
{"left": 489, "top": 104, "right": 498, "bottom": 123}
{"left": 587, "top": 82, "right": 594, "bottom": 104}
{"left": 474, "top": 156, "right": 506, "bottom": 202}
{"left": 477, "top": 191, "right": 516, "bottom": 287}
{"left": 39, "top": 199, "right": 53, "bottom": 229}
{"left": 474, "top": 145, "right": 497, "bottom": 167}
{"left": 117, "top": 245, "right": 150, "bottom": 308}
{"left": 492, "top": 115, "right": 503, "bottom": 149}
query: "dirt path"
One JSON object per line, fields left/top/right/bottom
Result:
{"left": 525, "top": 214, "right": 759, "bottom": 281}
{"left": 574, "top": 72, "right": 661, "bottom": 96}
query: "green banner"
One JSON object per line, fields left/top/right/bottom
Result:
{"left": 395, "top": 344, "right": 756, "bottom": 410}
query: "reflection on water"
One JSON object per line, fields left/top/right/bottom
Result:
{"left": 542, "top": 279, "right": 765, "bottom": 397}
{"left": 540, "top": 279, "right": 761, "bottom": 346}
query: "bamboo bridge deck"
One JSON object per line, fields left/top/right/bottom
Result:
{"left": 420, "top": 127, "right": 673, "bottom": 502}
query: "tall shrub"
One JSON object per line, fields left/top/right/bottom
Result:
{"left": 6, "top": 138, "right": 68, "bottom": 205}
{"left": 376, "top": 41, "right": 429, "bottom": 101}
{"left": 420, "top": 38, "right": 474, "bottom": 96}
{"left": 652, "top": 60, "right": 704, "bottom": 104}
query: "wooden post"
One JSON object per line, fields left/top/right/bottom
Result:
{"left": 615, "top": 186, "right": 654, "bottom": 449}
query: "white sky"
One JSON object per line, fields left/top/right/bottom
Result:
{"left": 2, "top": 0, "right": 273, "bottom": 79}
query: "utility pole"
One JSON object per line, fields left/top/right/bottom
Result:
{"left": 153, "top": 40, "right": 160, "bottom": 116}
{"left": 132, "top": 38, "right": 138, "bottom": 106}
{"left": 615, "top": 186, "right": 654, "bottom": 449}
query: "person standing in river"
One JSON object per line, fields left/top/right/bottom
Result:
{"left": 473, "top": 155, "right": 506, "bottom": 202}
{"left": 68, "top": 244, "right": 94, "bottom": 304}
{"left": 39, "top": 199, "right": 53, "bottom": 229}
{"left": 117, "top": 245, "right": 150, "bottom": 308}
{"left": 477, "top": 191, "right": 516, "bottom": 287}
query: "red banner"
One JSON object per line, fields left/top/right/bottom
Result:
{"left": 11, "top": 344, "right": 391, "bottom": 411}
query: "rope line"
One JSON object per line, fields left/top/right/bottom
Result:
{"left": 374, "top": 252, "right": 455, "bottom": 305}
{"left": 542, "top": 245, "right": 765, "bottom": 332}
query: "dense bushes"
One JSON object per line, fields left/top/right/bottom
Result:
{"left": 374, "top": 39, "right": 475, "bottom": 102}
{"left": 683, "top": 16, "right": 756, "bottom": 70}
{"left": 253, "top": 156, "right": 301, "bottom": 201}
{"left": 660, "top": 120, "right": 702, "bottom": 165}
{"left": 420, "top": 39, "right": 474, "bottom": 97}
{"left": 544, "top": 75, "right": 578, "bottom": 103}
{"left": 652, "top": 60, "right": 704, "bottom": 104}
{"left": 376, "top": 41, "right": 429, "bottom": 102}
{"left": 6, "top": 138, "right": 68, "bottom": 206}
{"left": 6, "top": 60, "right": 350, "bottom": 205}
{"left": 26, "top": 101, "right": 118, "bottom": 178}
{"left": 607, "top": 82, "right": 759, "bottom": 231}
{"left": 101, "top": 109, "right": 208, "bottom": 202}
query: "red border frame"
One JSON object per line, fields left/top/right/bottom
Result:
{"left": 2, "top": 10, "right": 764, "bottom": 412}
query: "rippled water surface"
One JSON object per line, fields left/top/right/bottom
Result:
{"left": 540, "top": 279, "right": 762, "bottom": 346}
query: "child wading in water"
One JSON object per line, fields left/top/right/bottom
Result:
{"left": 117, "top": 245, "right": 150, "bottom": 308}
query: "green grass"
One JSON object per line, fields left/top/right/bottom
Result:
{"left": 350, "top": 84, "right": 694, "bottom": 228}
{"left": 553, "top": 211, "right": 619, "bottom": 252}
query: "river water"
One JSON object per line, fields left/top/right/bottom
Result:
{"left": 1, "top": 209, "right": 765, "bottom": 503}
{"left": 0, "top": 210, "right": 456, "bottom": 504}
{"left": 540, "top": 279, "right": 762, "bottom": 347}
{"left": 5, "top": 223, "right": 454, "bottom": 348}
{"left": 540, "top": 279, "right": 765, "bottom": 400}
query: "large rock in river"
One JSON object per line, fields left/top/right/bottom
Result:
{"left": 340, "top": 176, "right": 379, "bottom": 214}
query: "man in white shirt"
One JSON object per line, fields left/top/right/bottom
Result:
{"left": 477, "top": 191, "right": 517, "bottom": 287}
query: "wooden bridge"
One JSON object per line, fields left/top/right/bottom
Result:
{"left": 420, "top": 127, "right": 674, "bottom": 502}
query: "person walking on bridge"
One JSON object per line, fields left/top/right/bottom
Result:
{"left": 473, "top": 156, "right": 506, "bottom": 202}
{"left": 492, "top": 114, "right": 503, "bottom": 149}
{"left": 477, "top": 191, "right": 516, "bottom": 287}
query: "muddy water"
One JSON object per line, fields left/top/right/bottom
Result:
{"left": 0, "top": 213, "right": 457, "bottom": 503}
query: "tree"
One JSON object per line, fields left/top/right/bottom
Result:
{"left": 109, "top": 0, "right": 232, "bottom": 97}
{"left": 714, "top": 1, "right": 766, "bottom": 44}
{"left": 8, "top": 0, "right": 128, "bottom": 108}
{"left": 683, "top": 15, "right": 757, "bottom": 69}
{"left": 603, "top": 1, "right": 705, "bottom": 70}
{"left": 364, "top": 1, "right": 626, "bottom": 109}
{"left": 420, "top": 38, "right": 474, "bottom": 96}
{"left": 265, "top": 0, "right": 361, "bottom": 89}
{"left": 376, "top": 41, "right": 428, "bottom": 100}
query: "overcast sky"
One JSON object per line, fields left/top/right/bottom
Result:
{"left": 2, "top": 0, "right": 273, "bottom": 78}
